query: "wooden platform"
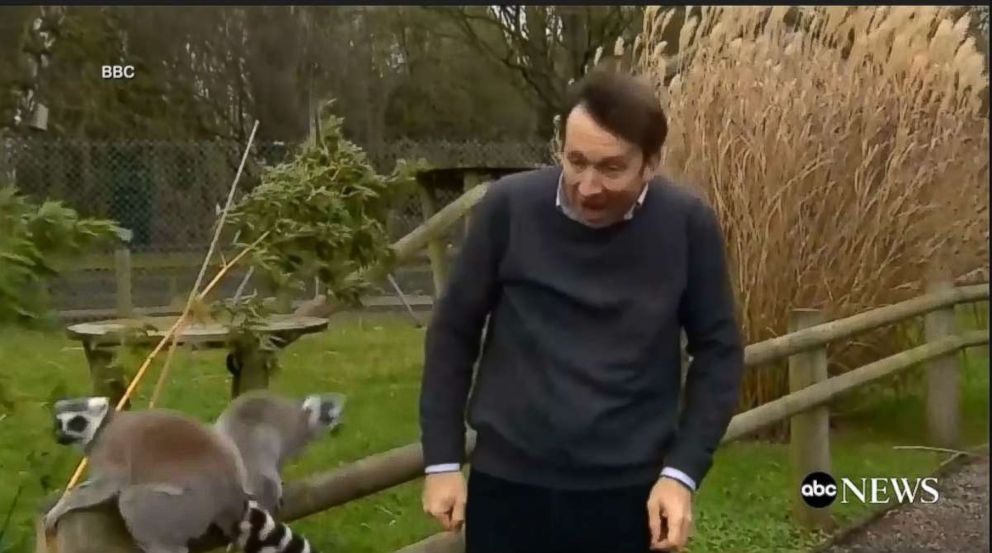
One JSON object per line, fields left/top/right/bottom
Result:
{"left": 58, "top": 294, "right": 435, "bottom": 322}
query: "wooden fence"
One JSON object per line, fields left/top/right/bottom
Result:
{"left": 45, "top": 177, "right": 990, "bottom": 552}
{"left": 51, "top": 245, "right": 446, "bottom": 321}
{"left": 280, "top": 283, "right": 990, "bottom": 553}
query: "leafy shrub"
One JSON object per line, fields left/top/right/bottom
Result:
{"left": 226, "top": 111, "right": 426, "bottom": 311}
{"left": 0, "top": 184, "right": 125, "bottom": 325}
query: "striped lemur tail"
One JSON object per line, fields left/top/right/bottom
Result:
{"left": 234, "top": 499, "right": 318, "bottom": 553}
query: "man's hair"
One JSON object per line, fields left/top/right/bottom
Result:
{"left": 560, "top": 68, "right": 668, "bottom": 162}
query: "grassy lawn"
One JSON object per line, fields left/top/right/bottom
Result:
{"left": 0, "top": 310, "right": 987, "bottom": 553}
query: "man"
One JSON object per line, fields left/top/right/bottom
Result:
{"left": 419, "top": 68, "right": 744, "bottom": 553}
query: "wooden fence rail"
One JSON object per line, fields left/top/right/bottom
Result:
{"left": 742, "top": 284, "right": 987, "bottom": 367}
{"left": 723, "top": 330, "right": 987, "bottom": 442}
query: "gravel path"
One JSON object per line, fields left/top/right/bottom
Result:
{"left": 821, "top": 455, "right": 989, "bottom": 553}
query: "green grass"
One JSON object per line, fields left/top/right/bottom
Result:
{"left": 0, "top": 311, "right": 987, "bottom": 552}
{"left": 690, "top": 346, "right": 988, "bottom": 552}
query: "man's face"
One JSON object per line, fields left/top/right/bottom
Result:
{"left": 561, "top": 104, "right": 657, "bottom": 227}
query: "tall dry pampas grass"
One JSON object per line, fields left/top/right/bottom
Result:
{"left": 619, "top": 6, "right": 989, "bottom": 413}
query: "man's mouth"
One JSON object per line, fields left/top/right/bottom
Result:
{"left": 580, "top": 201, "right": 607, "bottom": 212}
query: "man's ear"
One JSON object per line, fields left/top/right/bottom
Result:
{"left": 643, "top": 152, "right": 662, "bottom": 179}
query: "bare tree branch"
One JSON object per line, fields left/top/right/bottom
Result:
{"left": 423, "top": 5, "right": 641, "bottom": 134}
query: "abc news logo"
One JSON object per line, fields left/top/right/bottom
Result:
{"left": 102, "top": 65, "right": 136, "bottom": 80}
{"left": 800, "top": 471, "right": 939, "bottom": 508}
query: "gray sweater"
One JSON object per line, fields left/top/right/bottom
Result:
{"left": 419, "top": 166, "right": 744, "bottom": 491}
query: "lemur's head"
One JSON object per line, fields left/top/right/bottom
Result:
{"left": 53, "top": 397, "right": 111, "bottom": 451}
{"left": 301, "top": 392, "right": 345, "bottom": 436}
{"left": 215, "top": 390, "right": 347, "bottom": 464}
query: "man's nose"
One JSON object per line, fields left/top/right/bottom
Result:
{"left": 577, "top": 174, "right": 604, "bottom": 197}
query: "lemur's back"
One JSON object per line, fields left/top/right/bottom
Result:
{"left": 92, "top": 410, "right": 246, "bottom": 489}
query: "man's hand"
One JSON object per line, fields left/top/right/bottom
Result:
{"left": 646, "top": 477, "right": 694, "bottom": 551}
{"left": 422, "top": 471, "right": 467, "bottom": 532}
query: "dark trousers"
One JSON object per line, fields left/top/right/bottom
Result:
{"left": 465, "top": 468, "right": 660, "bottom": 553}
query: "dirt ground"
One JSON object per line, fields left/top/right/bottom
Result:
{"left": 821, "top": 454, "right": 989, "bottom": 553}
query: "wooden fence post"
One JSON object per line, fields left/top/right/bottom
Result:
{"left": 462, "top": 171, "right": 485, "bottom": 235}
{"left": 114, "top": 246, "right": 133, "bottom": 318}
{"left": 167, "top": 273, "right": 179, "bottom": 306}
{"left": 925, "top": 277, "right": 960, "bottom": 449}
{"left": 788, "top": 308, "right": 833, "bottom": 530}
{"left": 418, "top": 183, "right": 449, "bottom": 300}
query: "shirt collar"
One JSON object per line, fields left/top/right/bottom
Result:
{"left": 555, "top": 169, "right": 649, "bottom": 224}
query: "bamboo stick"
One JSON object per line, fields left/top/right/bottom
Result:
{"left": 149, "top": 120, "right": 260, "bottom": 408}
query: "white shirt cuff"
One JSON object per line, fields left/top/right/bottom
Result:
{"left": 424, "top": 463, "right": 461, "bottom": 474}
{"left": 660, "top": 466, "right": 697, "bottom": 491}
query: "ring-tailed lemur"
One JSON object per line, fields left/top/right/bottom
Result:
{"left": 46, "top": 396, "right": 331, "bottom": 553}
{"left": 214, "top": 390, "right": 345, "bottom": 515}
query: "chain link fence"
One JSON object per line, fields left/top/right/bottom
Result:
{"left": 0, "top": 136, "right": 552, "bottom": 318}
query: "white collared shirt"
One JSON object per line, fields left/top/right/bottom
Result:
{"left": 555, "top": 170, "right": 650, "bottom": 224}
